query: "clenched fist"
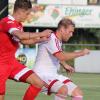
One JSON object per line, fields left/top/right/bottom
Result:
{"left": 40, "top": 29, "right": 53, "bottom": 38}
{"left": 82, "top": 48, "right": 90, "bottom": 55}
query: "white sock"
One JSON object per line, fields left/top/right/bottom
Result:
{"left": 54, "top": 94, "right": 67, "bottom": 100}
{"left": 72, "top": 96, "right": 83, "bottom": 100}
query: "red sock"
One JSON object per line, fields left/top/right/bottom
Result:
{"left": 23, "top": 85, "right": 41, "bottom": 100}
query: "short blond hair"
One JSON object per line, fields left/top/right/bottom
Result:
{"left": 58, "top": 18, "right": 75, "bottom": 29}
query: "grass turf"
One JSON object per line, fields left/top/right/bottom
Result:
{"left": 5, "top": 73, "right": 100, "bottom": 100}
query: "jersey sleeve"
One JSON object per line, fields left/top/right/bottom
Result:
{"left": 45, "top": 34, "right": 62, "bottom": 55}
{"left": 3, "top": 20, "right": 20, "bottom": 34}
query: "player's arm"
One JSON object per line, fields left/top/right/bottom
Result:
{"left": 12, "top": 29, "right": 52, "bottom": 40}
{"left": 10, "top": 29, "right": 52, "bottom": 45}
{"left": 20, "top": 37, "right": 48, "bottom": 45}
{"left": 45, "top": 34, "right": 90, "bottom": 61}
{"left": 54, "top": 48, "right": 90, "bottom": 61}
{"left": 5, "top": 20, "right": 52, "bottom": 44}
{"left": 60, "top": 61, "right": 75, "bottom": 74}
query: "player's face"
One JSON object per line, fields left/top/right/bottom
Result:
{"left": 62, "top": 25, "right": 74, "bottom": 42}
{"left": 18, "top": 9, "right": 31, "bottom": 22}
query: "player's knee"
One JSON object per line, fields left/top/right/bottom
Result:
{"left": 31, "top": 79, "right": 44, "bottom": 88}
{"left": 50, "top": 81, "right": 68, "bottom": 95}
{"left": 72, "top": 87, "right": 83, "bottom": 97}
{"left": 0, "top": 95, "right": 4, "bottom": 100}
{"left": 26, "top": 73, "right": 44, "bottom": 88}
{"left": 57, "top": 85, "right": 68, "bottom": 96}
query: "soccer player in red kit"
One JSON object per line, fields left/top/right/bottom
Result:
{"left": 0, "top": 0, "right": 52, "bottom": 100}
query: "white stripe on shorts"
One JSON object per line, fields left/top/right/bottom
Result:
{"left": 14, "top": 67, "right": 31, "bottom": 81}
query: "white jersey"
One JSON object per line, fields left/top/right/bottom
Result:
{"left": 33, "top": 33, "right": 62, "bottom": 74}
{"left": 33, "top": 33, "right": 77, "bottom": 95}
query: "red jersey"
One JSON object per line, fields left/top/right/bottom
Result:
{"left": 0, "top": 15, "right": 23, "bottom": 60}
{"left": 0, "top": 16, "right": 33, "bottom": 95}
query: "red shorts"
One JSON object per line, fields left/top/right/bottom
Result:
{"left": 0, "top": 58, "right": 33, "bottom": 95}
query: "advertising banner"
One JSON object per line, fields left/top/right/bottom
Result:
{"left": 37, "top": 0, "right": 87, "bottom": 5}
{"left": 9, "top": 1, "right": 100, "bottom": 28}
{"left": 15, "top": 48, "right": 37, "bottom": 69}
{"left": 37, "top": 0, "right": 71, "bottom": 4}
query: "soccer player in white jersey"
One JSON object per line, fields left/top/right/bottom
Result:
{"left": 24, "top": 18, "right": 90, "bottom": 100}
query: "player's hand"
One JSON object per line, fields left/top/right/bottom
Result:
{"left": 64, "top": 64, "right": 75, "bottom": 75}
{"left": 40, "top": 29, "right": 53, "bottom": 38}
{"left": 82, "top": 48, "right": 90, "bottom": 55}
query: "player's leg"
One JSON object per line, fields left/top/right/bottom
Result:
{"left": 0, "top": 64, "right": 11, "bottom": 100}
{"left": 0, "top": 96, "right": 4, "bottom": 100}
{"left": 53, "top": 75, "right": 71, "bottom": 100}
{"left": 9, "top": 59, "right": 45, "bottom": 100}
{"left": 25, "top": 72, "right": 44, "bottom": 87}
{"left": 23, "top": 71, "right": 51, "bottom": 100}
{"left": 39, "top": 73, "right": 69, "bottom": 100}
{"left": 42, "top": 74, "right": 68, "bottom": 100}
{"left": 31, "top": 73, "right": 69, "bottom": 100}
{"left": 23, "top": 73, "right": 45, "bottom": 100}
{"left": 71, "top": 87, "right": 83, "bottom": 100}
{"left": 63, "top": 81, "right": 83, "bottom": 100}
{"left": 23, "top": 85, "right": 41, "bottom": 100}
{"left": 54, "top": 85, "right": 68, "bottom": 100}
{"left": 58, "top": 74, "right": 83, "bottom": 100}
{"left": 48, "top": 80, "right": 68, "bottom": 100}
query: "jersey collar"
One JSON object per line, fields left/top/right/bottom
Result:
{"left": 8, "top": 15, "right": 15, "bottom": 21}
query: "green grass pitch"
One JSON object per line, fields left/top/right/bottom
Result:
{"left": 5, "top": 73, "right": 100, "bottom": 100}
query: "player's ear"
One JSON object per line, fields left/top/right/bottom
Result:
{"left": 60, "top": 27, "right": 65, "bottom": 33}
{"left": 59, "top": 27, "right": 62, "bottom": 32}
